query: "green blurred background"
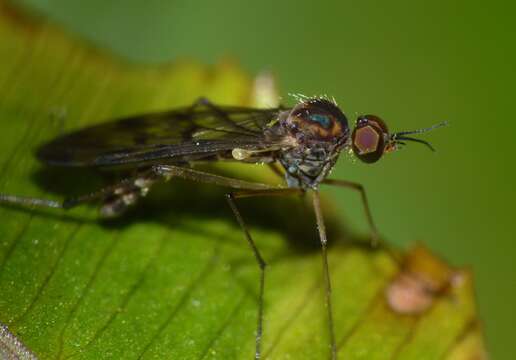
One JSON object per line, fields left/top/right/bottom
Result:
{"left": 14, "top": 0, "right": 515, "bottom": 358}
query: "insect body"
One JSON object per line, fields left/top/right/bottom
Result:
{"left": 0, "top": 97, "right": 445, "bottom": 359}
{"left": 275, "top": 99, "right": 349, "bottom": 188}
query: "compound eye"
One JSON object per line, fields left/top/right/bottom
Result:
{"left": 352, "top": 115, "right": 389, "bottom": 163}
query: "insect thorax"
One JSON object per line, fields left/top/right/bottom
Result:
{"left": 279, "top": 145, "right": 338, "bottom": 189}
{"left": 269, "top": 98, "right": 349, "bottom": 189}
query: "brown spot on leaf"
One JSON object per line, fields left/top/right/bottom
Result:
{"left": 0, "top": 0, "right": 40, "bottom": 35}
{"left": 386, "top": 245, "right": 456, "bottom": 315}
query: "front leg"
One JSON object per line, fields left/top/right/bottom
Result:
{"left": 322, "top": 178, "right": 379, "bottom": 246}
{"left": 322, "top": 178, "right": 401, "bottom": 264}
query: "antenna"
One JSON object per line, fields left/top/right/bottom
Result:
{"left": 391, "top": 121, "right": 448, "bottom": 152}
{"left": 394, "top": 121, "right": 448, "bottom": 137}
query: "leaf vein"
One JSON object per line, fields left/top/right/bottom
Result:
{"left": 136, "top": 244, "right": 220, "bottom": 360}
{"left": 337, "top": 278, "right": 390, "bottom": 350}
{"left": 199, "top": 294, "right": 248, "bottom": 360}
{"left": 439, "top": 317, "right": 479, "bottom": 360}
{"left": 73, "top": 234, "right": 168, "bottom": 355}
{"left": 0, "top": 215, "right": 33, "bottom": 282}
{"left": 55, "top": 231, "right": 121, "bottom": 360}
{"left": 11, "top": 224, "right": 82, "bottom": 326}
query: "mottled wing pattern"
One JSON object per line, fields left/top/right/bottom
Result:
{"left": 37, "top": 104, "right": 286, "bottom": 167}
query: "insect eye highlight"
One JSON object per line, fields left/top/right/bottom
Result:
{"left": 308, "top": 113, "right": 332, "bottom": 129}
{"left": 286, "top": 98, "right": 350, "bottom": 142}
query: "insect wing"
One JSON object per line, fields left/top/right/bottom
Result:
{"left": 37, "top": 104, "right": 286, "bottom": 167}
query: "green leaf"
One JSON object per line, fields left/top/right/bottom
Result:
{"left": 0, "top": 4, "right": 487, "bottom": 359}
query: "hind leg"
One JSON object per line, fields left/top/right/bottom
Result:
{"left": 0, "top": 164, "right": 280, "bottom": 218}
{"left": 0, "top": 169, "right": 158, "bottom": 217}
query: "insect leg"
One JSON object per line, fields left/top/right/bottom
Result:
{"left": 0, "top": 170, "right": 159, "bottom": 217}
{"left": 322, "top": 178, "right": 380, "bottom": 247}
{"left": 0, "top": 189, "right": 112, "bottom": 211}
{"left": 0, "top": 194, "right": 62, "bottom": 209}
{"left": 321, "top": 179, "right": 401, "bottom": 265}
{"left": 312, "top": 190, "right": 337, "bottom": 360}
{"left": 0, "top": 164, "right": 281, "bottom": 216}
{"left": 267, "top": 162, "right": 285, "bottom": 180}
{"left": 225, "top": 187, "right": 304, "bottom": 360}
{"left": 151, "top": 164, "right": 279, "bottom": 191}
{"left": 98, "top": 164, "right": 287, "bottom": 216}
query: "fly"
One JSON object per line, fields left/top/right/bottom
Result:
{"left": 0, "top": 97, "right": 446, "bottom": 359}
